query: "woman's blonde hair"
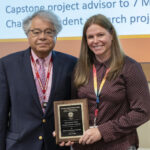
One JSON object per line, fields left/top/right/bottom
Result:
{"left": 74, "top": 14, "right": 125, "bottom": 88}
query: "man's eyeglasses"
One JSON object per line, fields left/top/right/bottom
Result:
{"left": 28, "top": 29, "right": 56, "bottom": 37}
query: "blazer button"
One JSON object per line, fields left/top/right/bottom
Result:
{"left": 42, "top": 119, "right": 46, "bottom": 123}
{"left": 39, "top": 136, "right": 43, "bottom": 140}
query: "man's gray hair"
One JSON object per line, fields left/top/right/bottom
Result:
{"left": 23, "top": 10, "right": 62, "bottom": 36}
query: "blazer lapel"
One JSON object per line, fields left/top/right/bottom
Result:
{"left": 23, "top": 48, "right": 43, "bottom": 114}
{"left": 45, "top": 51, "right": 60, "bottom": 114}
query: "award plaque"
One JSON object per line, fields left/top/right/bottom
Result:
{"left": 54, "top": 99, "right": 89, "bottom": 144}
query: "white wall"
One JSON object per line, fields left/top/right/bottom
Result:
{"left": 137, "top": 82, "right": 150, "bottom": 148}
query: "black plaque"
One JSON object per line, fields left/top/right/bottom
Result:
{"left": 54, "top": 99, "right": 89, "bottom": 144}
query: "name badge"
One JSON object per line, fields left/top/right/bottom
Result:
{"left": 43, "top": 102, "right": 48, "bottom": 109}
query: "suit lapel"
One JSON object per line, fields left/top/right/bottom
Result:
{"left": 45, "top": 51, "right": 61, "bottom": 114}
{"left": 23, "top": 48, "right": 43, "bottom": 115}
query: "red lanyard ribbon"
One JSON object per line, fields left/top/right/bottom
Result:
{"left": 31, "top": 54, "right": 52, "bottom": 98}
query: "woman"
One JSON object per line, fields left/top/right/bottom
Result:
{"left": 72, "top": 14, "right": 150, "bottom": 150}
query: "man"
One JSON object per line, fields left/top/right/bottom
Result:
{"left": 0, "top": 10, "right": 77, "bottom": 150}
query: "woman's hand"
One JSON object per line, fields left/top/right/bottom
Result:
{"left": 52, "top": 131, "right": 74, "bottom": 146}
{"left": 79, "top": 127, "right": 102, "bottom": 145}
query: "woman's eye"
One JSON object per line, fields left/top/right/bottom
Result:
{"left": 87, "top": 35, "right": 93, "bottom": 39}
{"left": 98, "top": 33, "right": 104, "bottom": 37}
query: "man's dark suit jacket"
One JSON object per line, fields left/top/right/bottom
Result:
{"left": 0, "top": 48, "right": 77, "bottom": 150}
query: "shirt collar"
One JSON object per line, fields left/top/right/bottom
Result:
{"left": 94, "top": 57, "right": 111, "bottom": 68}
{"left": 31, "top": 50, "right": 52, "bottom": 67}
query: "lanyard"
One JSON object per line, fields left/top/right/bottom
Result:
{"left": 31, "top": 54, "right": 53, "bottom": 100}
{"left": 93, "top": 64, "right": 110, "bottom": 127}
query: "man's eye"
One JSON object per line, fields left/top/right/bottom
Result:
{"left": 46, "top": 31, "right": 52, "bottom": 34}
{"left": 33, "top": 31, "right": 40, "bottom": 34}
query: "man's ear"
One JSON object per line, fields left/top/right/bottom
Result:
{"left": 54, "top": 36, "right": 57, "bottom": 42}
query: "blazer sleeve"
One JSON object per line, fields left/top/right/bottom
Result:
{"left": 0, "top": 59, "right": 10, "bottom": 150}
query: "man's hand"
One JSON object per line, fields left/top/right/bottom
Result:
{"left": 52, "top": 131, "right": 74, "bottom": 146}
